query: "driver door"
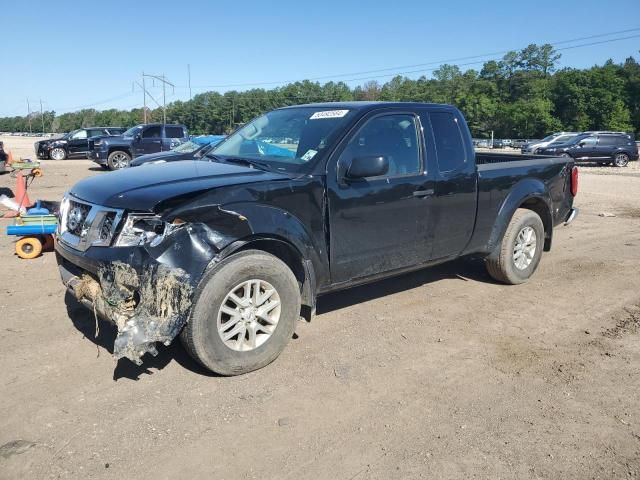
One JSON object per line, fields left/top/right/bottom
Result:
{"left": 134, "top": 125, "right": 163, "bottom": 156}
{"left": 326, "top": 111, "right": 435, "bottom": 284}
{"left": 67, "top": 130, "right": 88, "bottom": 156}
{"left": 574, "top": 136, "right": 597, "bottom": 159}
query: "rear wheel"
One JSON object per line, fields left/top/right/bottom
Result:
{"left": 107, "top": 151, "right": 131, "bottom": 170}
{"left": 181, "top": 250, "right": 301, "bottom": 376}
{"left": 613, "top": 153, "right": 629, "bottom": 167}
{"left": 49, "top": 147, "right": 67, "bottom": 160}
{"left": 485, "top": 208, "right": 544, "bottom": 285}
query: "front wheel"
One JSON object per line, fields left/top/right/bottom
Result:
{"left": 485, "top": 208, "right": 544, "bottom": 285}
{"left": 49, "top": 147, "right": 67, "bottom": 160}
{"left": 181, "top": 250, "right": 301, "bottom": 376}
{"left": 107, "top": 151, "right": 131, "bottom": 170}
{"left": 613, "top": 153, "right": 629, "bottom": 167}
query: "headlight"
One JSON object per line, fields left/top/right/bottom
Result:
{"left": 114, "top": 214, "right": 170, "bottom": 247}
{"left": 94, "top": 139, "right": 103, "bottom": 146}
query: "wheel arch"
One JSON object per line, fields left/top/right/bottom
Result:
{"left": 488, "top": 179, "right": 554, "bottom": 255}
{"left": 108, "top": 146, "right": 132, "bottom": 156}
{"left": 216, "top": 235, "right": 316, "bottom": 318}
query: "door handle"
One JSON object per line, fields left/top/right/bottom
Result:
{"left": 413, "top": 189, "right": 434, "bottom": 198}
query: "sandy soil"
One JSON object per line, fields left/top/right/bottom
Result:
{"left": 0, "top": 137, "right": 639, "bottom": 480}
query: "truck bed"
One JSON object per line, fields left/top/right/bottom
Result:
{"left": 465, "top": 152, "right": 574, "bottom": 254}
{"left": 476, "top": 151, "right": 543, "bottom": 165}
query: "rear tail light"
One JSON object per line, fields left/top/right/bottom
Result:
{"left": 570, "top": 166, "right": 578, "bottom": 196}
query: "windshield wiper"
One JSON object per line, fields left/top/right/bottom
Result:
{"left": 220, "top": 157, "right": 271, "bottom": 171}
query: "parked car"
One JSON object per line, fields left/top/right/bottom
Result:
{"left": 521, "top": 132, "right": 579, "bottom": 154}
{"left": 35, "top": 127, "right": 126, "bottom": 160}
{"left": 87, "top": 123, "right": 189, "bottom": 170}
{"left": 56, "top": 102, "right": 578, "bottom": 374}
{"left": 512, "top": 139, "right": 530, "bottom": 149}
{"left": 129, "top": 135, "right": 226, "bottom": 167}
{"left": 492, "top": 139, "right": 504, "bottom": 149}
{"left": 537, "top": 132, "right": 638, "bottom": 166}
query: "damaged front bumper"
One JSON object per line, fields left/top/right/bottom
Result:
{"left": 55, "top": 227, "right": 218, "bottom": 365}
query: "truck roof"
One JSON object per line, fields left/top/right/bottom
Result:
{"left": 280, "top": 101, "right": 458, "bottom": 112}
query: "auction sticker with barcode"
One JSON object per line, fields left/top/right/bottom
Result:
{"left": 310, "top": 110, "right": 349, "bottom": 120}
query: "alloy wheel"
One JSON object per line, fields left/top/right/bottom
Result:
{"left": 217, "top": 279, "right": 281, "bottom": 352}
{"left": 513, "top": 226, "right": 537, "bottom": 270}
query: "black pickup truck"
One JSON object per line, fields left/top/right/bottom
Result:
{"left": 87, "top": 123, "right": 189, "bottom": 170}
{"left": 35, "top": 127, "right": 126, "bottom": 160}
{"left": 55, "top": 102, "right": 578, "bottom": 375}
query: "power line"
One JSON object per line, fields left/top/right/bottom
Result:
{"left": 180, "top": 28, "right": 640, "bottom": 89}
{"left": 6, "top": 28, "right": 639, "bottom": 117}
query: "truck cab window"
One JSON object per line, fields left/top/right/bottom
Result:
{"left": 70, "top": 130, "right": 87, "bottom": 140}
{"left": 165, "top": 126, "right": 184, "bottom": 138}
{"left": 429, "top": 112, "right": 467, "bottom": 173}
{"left": 143, "top": 126, "right": 162, "bottom": 138}
{"left": 344, "top": 114, "right": 420, "bottom": 176}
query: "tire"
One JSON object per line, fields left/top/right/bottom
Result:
{"left": 49, "top": 147, "right": 67, "bottom": 160}
{"left": 613, "top": 153, "right": 629, "bottom": 167}
{"left": 107, "top": 151, "right": 131, "bottom": 170}
{"left": 15, "top": 236, "right": 43, "bottom": 259}
{"left": 485, "top": 208, "right": 544, "bottom": 285}
{"left": 181, "top": 249, "right": 301, "bottom": 376}
{"left": 40, "top": 234, "right": 55, "bottom": 252}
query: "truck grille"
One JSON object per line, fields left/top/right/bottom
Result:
{"left": 58, "top": 195, "right": 124, "bottom": 251}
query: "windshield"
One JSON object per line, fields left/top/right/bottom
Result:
{"left": 540, "top": 134, "right": 558, "bottom": 143}
{"left": 211, "top": 107, "right": 357, "bottom": 173}
{"left": 550, "top": 134, "right": 577, "bottom": 145}
{"left": 172, "top": 140, "right": 203, "bottom": 153}
{"left": 564, "top": 135, "right": 590, "bottom": 146}
{"left": 123, "top": 126, "right": 143, "bottom": 137}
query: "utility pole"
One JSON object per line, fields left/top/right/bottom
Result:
{"left": 187, "top": 64, "right": 192, "bottom": 100}
{"left": 40, "top": 99, "right": 45, "bottom": 133}
{"left": 142, "top": 73, "right": 174, "bottom": 124}
{"left": 26, "top": 98, "right": 32, "bottom": 134}
{"left": 142, "top": 72, "right": 147, "bottom": 123}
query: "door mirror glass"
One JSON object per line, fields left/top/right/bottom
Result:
{"left": 346, "top": 155, "right": 389, "bottom": 179}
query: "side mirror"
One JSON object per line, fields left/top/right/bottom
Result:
{"left": 135, "top": 134, "right": 142, "bottom": 141}
{"left": 346, "top": 156, "right": 389, "bottom": 179}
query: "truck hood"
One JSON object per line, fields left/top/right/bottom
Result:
{"left": 69, "top": 160, "right": 290, "bottom": 210}
{"left": 129, "top": 150, "right": 192, "bottom": 167}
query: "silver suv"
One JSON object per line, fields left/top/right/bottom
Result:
{"left": 521, "top": 132, "right": 579, "bottom": 154}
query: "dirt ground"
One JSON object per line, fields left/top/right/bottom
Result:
{"left": 1, "top": 135, "right": 639, "bottom": 480}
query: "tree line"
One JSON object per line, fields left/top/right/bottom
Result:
{"left": 1, "top": 44, "right": 639, "bottom": 139}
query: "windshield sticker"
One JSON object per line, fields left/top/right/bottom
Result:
{"left": 310, "top": 110, "right": 349, "bottom": 120}
{"left": 301, "top": 149, "right": 318, "bottom": 161}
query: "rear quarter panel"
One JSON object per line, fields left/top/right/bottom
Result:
{"left": 466, "top": 156, "right": 574, "bottom": 255}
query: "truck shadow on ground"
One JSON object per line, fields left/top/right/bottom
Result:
{"left": 64, "top": 257, "right": 492, "bottom": 381}
{"left": 316, "top": 257, "right": 492, "bottom": 315}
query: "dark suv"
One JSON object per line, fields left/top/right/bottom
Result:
{"left": 537, "top": 132, "right": 638, "bottom": 167}
{"left": 35, "top": 127, "right": 126, "bottom": 160}
{"left": 88, "top": 123, "right": 189, "bottom": 170}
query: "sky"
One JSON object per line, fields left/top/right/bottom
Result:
{"left": 0, "top": 0, "right": 638, "bottom": 117}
